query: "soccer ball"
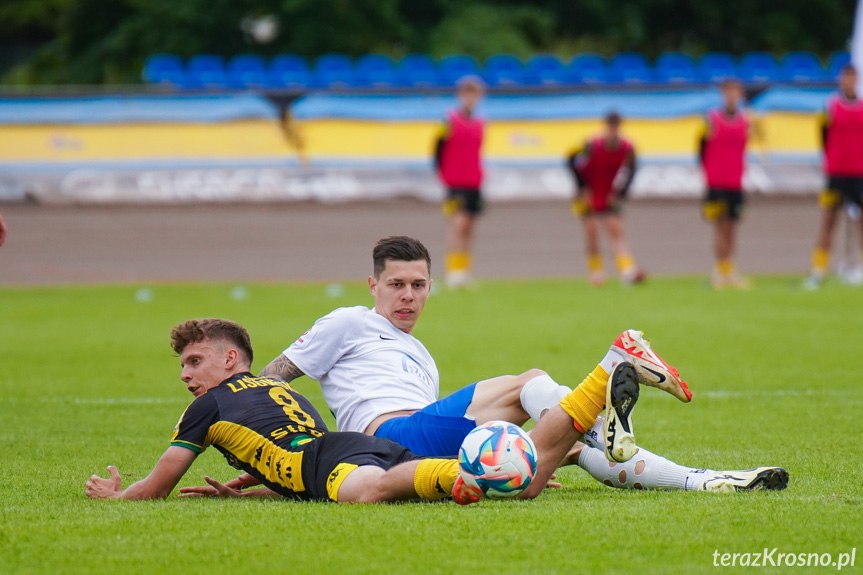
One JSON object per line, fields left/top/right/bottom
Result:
{"left": 458, "top": 420, "right": 537, "bottom": 499}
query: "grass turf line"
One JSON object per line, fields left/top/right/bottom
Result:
{"left": 0, "top": 276, "right": 860, "bottom": 574}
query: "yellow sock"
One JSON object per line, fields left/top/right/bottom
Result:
{"left": 615, "top": 253, "right": 635, "bottom": 274}
{"left": 559, "top": 365, "right": 608, "bottom": 433}
{"left": 717, "top": 259, "right": 735, "bottom": 277}
{"left": 588, "top": 254, "right": 603, "bottom": 273}
{"left": 446, "top": 252, "right": 471, "bottom": 273}
{"left": 413, "top": 459, "right": 459, "bottom": 500}
{"left": 812, "top": 248, "right": 829, "bottom": 274}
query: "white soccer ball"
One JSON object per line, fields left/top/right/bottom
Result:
{"left": 458, "top": 420, "right": 537, "bottom": 499}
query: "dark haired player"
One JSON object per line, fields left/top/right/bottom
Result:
{"left": 805, "top": 64, "right": 863, "bottom": 288}
{"left": 700, "top": 78, "right": 752, "bottom": 289}
{"left": 254, "top": 235, "right": 786, "bottom": 493}
{"left": 434, "top": 76, "right": 485, "bottom": 289}
{"left": 566, "top": 112, "right": 645, "bottom": 286}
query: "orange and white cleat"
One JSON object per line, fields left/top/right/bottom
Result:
{"left": 610, "top": 329, "right": 693, "bottom": 403}
{"left": 452, "top": 475, "right": 483, "bottom": 505}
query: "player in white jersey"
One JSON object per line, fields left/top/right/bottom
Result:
{"left": 256, "top": 236, "right": 787, "bottom": 493}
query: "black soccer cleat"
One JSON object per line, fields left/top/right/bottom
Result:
{"left": 699, "top": 467, "right": 790, "bottom": 492}
{"left": 603, "top": 361, "right": 640, "bottom": 462}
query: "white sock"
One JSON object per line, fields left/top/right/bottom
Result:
{"left": 599, "top": 348, "right": 626, "bottom": 374}
{"left": 581, "top": 415, "right": 605, "bottom": 450}
{"left": 681, "top": 469, "right": 717, "bottom": 491}
{"left": 519, "top": 374, "right": 571, "bottom": 421}
{"left": 577, "top": 445, "right": 696, "bottom": 490}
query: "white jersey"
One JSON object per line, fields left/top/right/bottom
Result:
{"left": 283, "top": 306, "right": 439, "bottom": 434}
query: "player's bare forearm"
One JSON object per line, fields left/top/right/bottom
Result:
{"left": 258, "top": 354, "right": 304, "bottom": 382}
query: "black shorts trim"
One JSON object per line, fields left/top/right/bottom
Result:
{"left": 702, "top": 188, "right": 745, "bottom": 221}
{"left": 826, "top": 176, "right": 863, "bottom": 208}
{"left": 444, "top": 188, "right": 484, "bottom": 216}
{"left": 299, "top": 432, "right": 421, "bottom": 501}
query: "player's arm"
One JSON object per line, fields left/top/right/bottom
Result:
{"left": 85, "top": 446, "right": 197, "bottom": 500}
{"left": 258, "top": 354, "right": 305, "bottom": 382}
{"left": 819, "top": 109, "right": 829, "bottom": 152}
{"left": 615, "top": 147, "right": 637, "bottom": 200}
{"left": 566, "top": 143, "right": 590, "bottom": 189}
{"left": 0, "top": 212, "right": 7, "bottom": 247}
{"left": 698, "top": 117, "right": 709, "bottom": 166}
{"left": 179, "top": 476, "right": 280, "bottom": 498}
{"left": 433, "top": 121, "right": 450, "bottom": 172}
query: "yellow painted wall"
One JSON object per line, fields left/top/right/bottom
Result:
{"left": 0, "top": 113, "right": 822, "bottom": 163}
{"left": 0, "top": 120, "right": 291, "bottom": 162}
{"left": 293, "top": 114, "right": 819, "bottom": 160}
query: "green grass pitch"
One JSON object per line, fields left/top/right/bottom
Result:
{"left": 1, "top": 276, "right": 860, "bottom": 574}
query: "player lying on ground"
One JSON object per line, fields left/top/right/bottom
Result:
{"left": 248, "top": 236, "right": 786, "bottom": 493}
{"left": 84, "top": 317, "right": 719, "bottom": 504}
{"left": 86, "top": 319, "right": 467, "bottom": 504}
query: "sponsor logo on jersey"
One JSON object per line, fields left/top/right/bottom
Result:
{"left": 401, "top": 354, "right": 432, "bottom": 386}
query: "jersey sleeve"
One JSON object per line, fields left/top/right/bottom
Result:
{"left": 283, "top": 307, "right": 361, "bottom": 381}
{"left": 171, "top": 393, "right": 219, "bottom": 454}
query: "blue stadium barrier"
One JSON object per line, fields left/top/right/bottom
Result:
{"left": 655, "top": 52, "right": 697, "bottom": 84}
{"left": 523, "top": 54, "right": 565, "bottom": 85}
{"left": 698, "top": 52, "right": 738, "bottom": 83}
{"left": 142, "top": 54, "right": 185, "bottom": 86}
{"left": 397, "top": 54, "right": 439, "bottom": 87}
{"left": 355, "top": 54, "right": 397, "bottom": 87}
{"left": 186, "top": 54, "right": 228, "bottom": 89}
{"left": 438, "top": 55, "right": 480, "bottom": 86}
{"left": 827, "top": 51, "right": 851, "bottom": 79}
{"left": 482, "top": 55, "right": 525, "bottom": 86}
{"left": 268, "top": 54, "right": 311, "bottom": 88}
{"left": 312, "top": 53, "right": 355, "bottom": 88}
{"left": 608, "top": 52, "right": 653, "bottom": 84}
{"left": 740, "top": 52, "right": 779, "bottom": 83}
{"left": 564, "top": 54, "right": 608, "bottom": 84}
{"left": 780, "top": 51, "right": 826, "bottom": 82}
{"left": 227, "top": 54, "right": 268, "bottom": 88}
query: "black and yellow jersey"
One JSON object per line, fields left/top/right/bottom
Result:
{"left": 171, "top": 372, "right": 328, "bottom": 499}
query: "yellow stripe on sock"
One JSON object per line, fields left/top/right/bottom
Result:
{"left": 559, "top": 365, "right": 608, "bottom": 433}
{"left": 588, "top": 255, "right": 603, "bottom": 273}
{"left": 615, "top": 254, "right": 636, "bottom": 274}
{"left": 812, "top": 248, "right": 829, "bottom": 274}
{"left": 414, "top": 459, "right": 460, "bottom": 501}
{"left": 446, "top": 252, "right": 471, "bottom": 273}
{"left": 717, "top": 259, "right": 735, "bottom": 277}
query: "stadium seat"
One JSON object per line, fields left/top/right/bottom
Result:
{"left": 608, "top": 52, "right": 653, "bottom": 84}
{"left": 564, "top": 54, "right": 608, "bottom": 84}
{"left": 312, "top": 53, "right": 356, "bottom": 87}
{"left": 655, "top": 52, "right": 697, "bottom": 84}
{"left": 226, "top": 54, "right": 268, "bottom": 88}
{"left": 739, "top": 52, "right": 779, "bottom": 84}
{"left": 142, "top": 53, "right": 185, "bottom": 86}
{"left": 186, "top": 54, "right": 229, "bottom": 88}
{"left": 438, "top": 55, "right": 481, "bottom": 86}
{"left": 523, "top": 54, "right": 566, "bottom": 85}
{"left": 827, "top": 51, "right": 851, "bottom": 79}
{"left": 396, "top": 54, "right": 439, "bottom": 86}
{"left": 780, "top": 51, "right": 826, "bottom": 83}
{"left": 698, "top": 52, "right": 739, "bottom": 83}
{"left": 355, "top": 54, "right": 397, "bottom": 87}
{"left": 482, "top": 54, "right": 525, "bottom": 86}
{"left": 268, "top": 54, "right": 311, "bottom": 88}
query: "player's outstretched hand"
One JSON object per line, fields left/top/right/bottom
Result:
{"left": 224, "top": 473, "right": 260, "bottom": 490}
{"left": 86, "top": 465, "right": 122, "bottom": 499}
{"left": 179, "top": 476, "right": 243, "bottom": 498}
{"left": 545, "top": 473, "right": 562, "bottom": 489}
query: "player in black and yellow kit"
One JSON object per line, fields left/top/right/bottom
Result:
{"left": 85, "top": 319, "right": 462, "bottom": 503}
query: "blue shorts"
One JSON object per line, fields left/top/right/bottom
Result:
{"left": 373, "top": 383, "right": 477, "bottom": 457}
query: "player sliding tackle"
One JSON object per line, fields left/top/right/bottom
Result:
{"left": 81, "top": 318, "right": 688, "bottom": 504}
{"left": 248, "top": 236, "right": 787, "bottom": 495}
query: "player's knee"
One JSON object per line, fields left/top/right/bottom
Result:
{"left": 516, "top": 368, "right": 547, "bottom": 387}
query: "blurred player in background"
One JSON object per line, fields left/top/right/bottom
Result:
{"left": 0, "top": 212, "right": 7, "bottom": 246}
{"left": 805, "top": 64, "right": 863, "bottom": 289}
{"left": 566, "top": 111, "right": 645, "bottom": 286}
{"left": 434, "top": 76, "right": 485, "bottom": 289}
{"left": 699, "top": 78, "right": 752, "bottom": 289}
